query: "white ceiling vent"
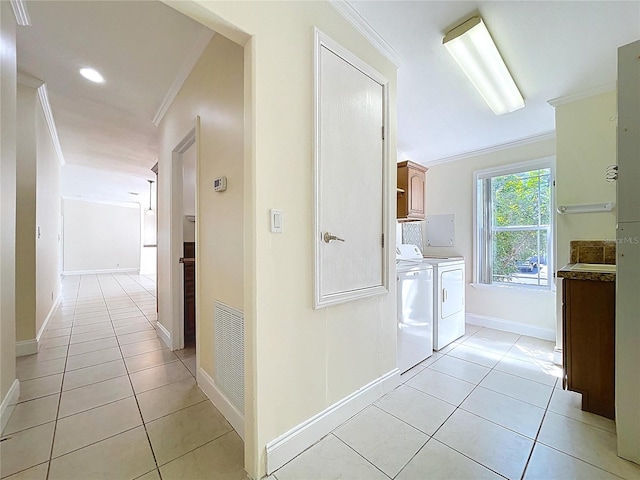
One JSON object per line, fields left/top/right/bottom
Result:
{"left": 214, "top": 301, "right": 244, "bottom": 414}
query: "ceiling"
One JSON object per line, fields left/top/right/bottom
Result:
{"left": 350, "top": 1, "right": 640, "bottom": 165}
{"left": 17, "top": 0, "right": 213, "bottom": 203}
{"left": 14, "top": 1, "right": 640, "bottom": 204}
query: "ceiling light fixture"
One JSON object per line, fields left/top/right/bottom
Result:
{"left": 146, "top": 180, "right": 154, "bottom": 216}
{"left": 443, "top": 16, "right": 524, "bottom": 115}
{"left": 79, "top": 67, "right": 105, "bottom": 84}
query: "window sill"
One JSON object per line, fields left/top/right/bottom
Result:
{"left": 470, "top": 282, "right": 556, "bottom": 294}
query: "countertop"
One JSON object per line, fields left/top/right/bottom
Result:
{"left": 557, "top": 264, "right": 616, "bottom": 282}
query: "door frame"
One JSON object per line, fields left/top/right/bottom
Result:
{"left": 312, "top": 28, "right": 390, "bottom": 308}
{"left": 169, "top": 120, "right": 198, "bottom": 351}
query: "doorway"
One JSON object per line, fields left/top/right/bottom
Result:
{"left": 181, "top": 139, "right": 197, "bottom": 349}
{"left": 169, "top": 124, "right": 197, "bottom": 352}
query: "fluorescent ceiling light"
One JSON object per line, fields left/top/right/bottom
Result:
{"left": 79, "top": 68, "right": 105, "bottom": 84}
{"left": 10, "top": 0, "right": 31, "bottom": 26}
{"left": 443, "top": 16, "right": 524, "bottom": 115}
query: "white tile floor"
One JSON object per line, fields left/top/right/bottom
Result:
{"left": 1, "top": 274, "right": 244, "bottom": 480}
{"left": 3, "top": 275, "right": 640, "bottom": 480}
{"left": 271, "top": 325, "right": 640, "bottom": 480}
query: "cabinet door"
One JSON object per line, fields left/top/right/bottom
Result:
{"left": 409, "top": 168, "right": 425, "bottom": 217}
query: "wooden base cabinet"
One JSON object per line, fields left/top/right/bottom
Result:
{"left": 562, "top": 278, "right": 615, "bottom": 419}
{"left": 397, "top": 160, "right": 427, "bottom": 220}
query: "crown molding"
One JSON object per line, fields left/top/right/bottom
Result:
{"left": 10, "top": 0, "right": 31, "bottom": 26}
{"left": 17, "top": 72, "right": 43, "bottom": 89}
{"left": 37, "top": 84, "right": 66, "bottom": 166}
{"left": 153, "top": 29, "right": 215, "bottom": 126}
{"left": 424, "top": 131, "right": 556, "bottom": 167}
{"left": 329, "top": 0, "right": 403, "bottom": 68}
{"left": 548, "top": 82, "right": 616, "bottom": 107}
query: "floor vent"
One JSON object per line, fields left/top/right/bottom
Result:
{"left": 214, "top": 301, "right": 244, "bottom": 414}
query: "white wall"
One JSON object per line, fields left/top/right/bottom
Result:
{"left": 554, "top": 91, "right": 617, "bottom": 349}
{"left": 35, "top": 91, "right": 61, "bottom": 335}
{"left": 182, "top": 143, "right": 196, "bottom": 243}
{"left": 157, "top": 32, "right": 244, "bottom": 407}
{"left": 15, "top": 84, "right": 37, "bottom": 342}
{"left": 63, "top": 199, "right": 140, "bottom": 273}
{"left": 423, "top": 138, "right": 557, "bottom": 335}
{"left": 0, "top": 0, "right": 18, "bottom": 407}
{"left": 15, "top": 82, "right": 62, "bottom": 344}
{"left": 166, "top": 3, "right": 398, "bottom": 478}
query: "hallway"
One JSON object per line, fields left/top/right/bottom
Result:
{"left": 1, "top": 274, "right": 244, "bottom": 479}
{"left": 3, "top": 276, "right": 640, "bottom": 479}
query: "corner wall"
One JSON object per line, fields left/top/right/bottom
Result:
{"left": 156, "top": 32, "right": 244, "bottom": 402}
{"left": 0, "top": 0, "right": 18, "bottom": 414}
{"left": 423, "top": 138, "right": 557, "bottom": 334}
{"left": 15, "top": 82, "right": 62, "bottom": 348}
{"left": 554, "top": 91, "right": 617, "bottom": 349}
{"left": 35, "top": 88, "right": 61, "bottom": 336}
{"left": 167, "top": 2, "right": 398, "bottom": 478}
{"left": 15, "top": 84, "right": 37, "bottom": 343}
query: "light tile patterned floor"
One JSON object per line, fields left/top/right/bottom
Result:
{"left": 4, "top": 275, "right": 640, "bottom": 479}
{"left": 1, "top": 274, "right": 244, "bottom": 480}
{"left": 271, "top": 325, "right": 640, "bottom": 480}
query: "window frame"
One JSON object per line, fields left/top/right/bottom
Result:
{"left": 473, "top": 157, "right": 556, "bottom": 291}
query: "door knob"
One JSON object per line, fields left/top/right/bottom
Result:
{"left": 323, "top": 232, "right": 345, "bottom": 243}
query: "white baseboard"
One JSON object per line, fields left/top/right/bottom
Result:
{"left": 265, "top": 368, "right": 400, "bottom": 475}
{"left": 62, "top": 268, "right": 139, "bottom": 276}
{"left": 466, "top": 313, "right": 555, "bottom": 341}
{"left": 197, "top": 367, "right": 245, "bottom": 441}
{"left": 36, "top": 290, "right": 62, "bottom": 344}
{"left": 16, "top": 290, "right": 63, "bottom": 357}
{"left": 154, "top": 321, "right": 171, "bottom": 349}
{"left": 1, "top": 379, "right": 20, "bottom": 432}
{"left": 16, "top": 340, "right": 38, "bottom": 357}
{"left": 553, "top": 347, "right": 563, "bottom": 366}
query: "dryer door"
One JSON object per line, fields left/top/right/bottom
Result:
{"left": 441, "top": 267, "right": 464, "bottom": 319}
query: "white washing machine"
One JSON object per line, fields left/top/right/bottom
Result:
{"left": 396, "top": 245, "right": 434, "bottom": 373}
{"left": 421, "top": 256, "right": 466, "bottom": 350}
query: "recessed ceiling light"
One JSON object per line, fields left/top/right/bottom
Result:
{"left": 79, "top": 67, "right": 105, "bottom": 84}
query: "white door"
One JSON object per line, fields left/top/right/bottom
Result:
{"left": 314, "top": 31, "right": 388, "bottom": 308}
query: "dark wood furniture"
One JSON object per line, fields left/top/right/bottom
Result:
{"left": 183, "top": 242, "right": 196, "bottom": 342}
{"left": 397, "top": 160, "right": 427, "bottom": 221}
{"left": 562, "top": 277, "right": 615, "bottom": 419}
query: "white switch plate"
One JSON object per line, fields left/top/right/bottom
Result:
{"left": 270, "top": 209, "right": 283, "bottom": 233}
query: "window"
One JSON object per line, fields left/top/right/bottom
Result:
{"left": 475, "top": 159, "right": 554, "bottom": 288}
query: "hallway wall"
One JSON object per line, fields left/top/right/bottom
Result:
{"left": 35, "top": 87, "right": 62, "bottom": 337}
{"left": 15, "top": 84, "right": 37, "bottom": 343}
{"left": 14, "top": 82, "right": 62, "bottom": 346}
{"left": 0, "top": 0, "right": 18, "bottom": 419}
{"left": 157, "top": 33, "right": 244, "bottom": 398}
{"left": 168, "top": 2, "right": 397, "bottom": 478}
{"left": 62, "top": 198, "right": 140, "bottom": 274}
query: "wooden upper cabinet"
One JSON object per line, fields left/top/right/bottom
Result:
{"left": 397, "top": 160, "right": 428, "bottom": 220}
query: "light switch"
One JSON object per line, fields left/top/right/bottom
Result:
{"left": 270, "top": 209, "right": 283, "bottom": 233}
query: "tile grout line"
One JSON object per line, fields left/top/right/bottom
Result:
{"left": 331, "top": 433, "right": 395, "bottom": 479}
{"left": 45, "top": 273, "right": 82, "bottom": 480}
{"left": 520, "top": 377, "right": 557, "bottom": 480}
{"left": 103, "top": 273, "right": 165, "bottom": 479}
{"left": 395, "top": 327, "right": 519, "bottom": 479}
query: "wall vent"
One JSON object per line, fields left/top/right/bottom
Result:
{"left": 214, "top": 301, "right": 244, "bottom": 414}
